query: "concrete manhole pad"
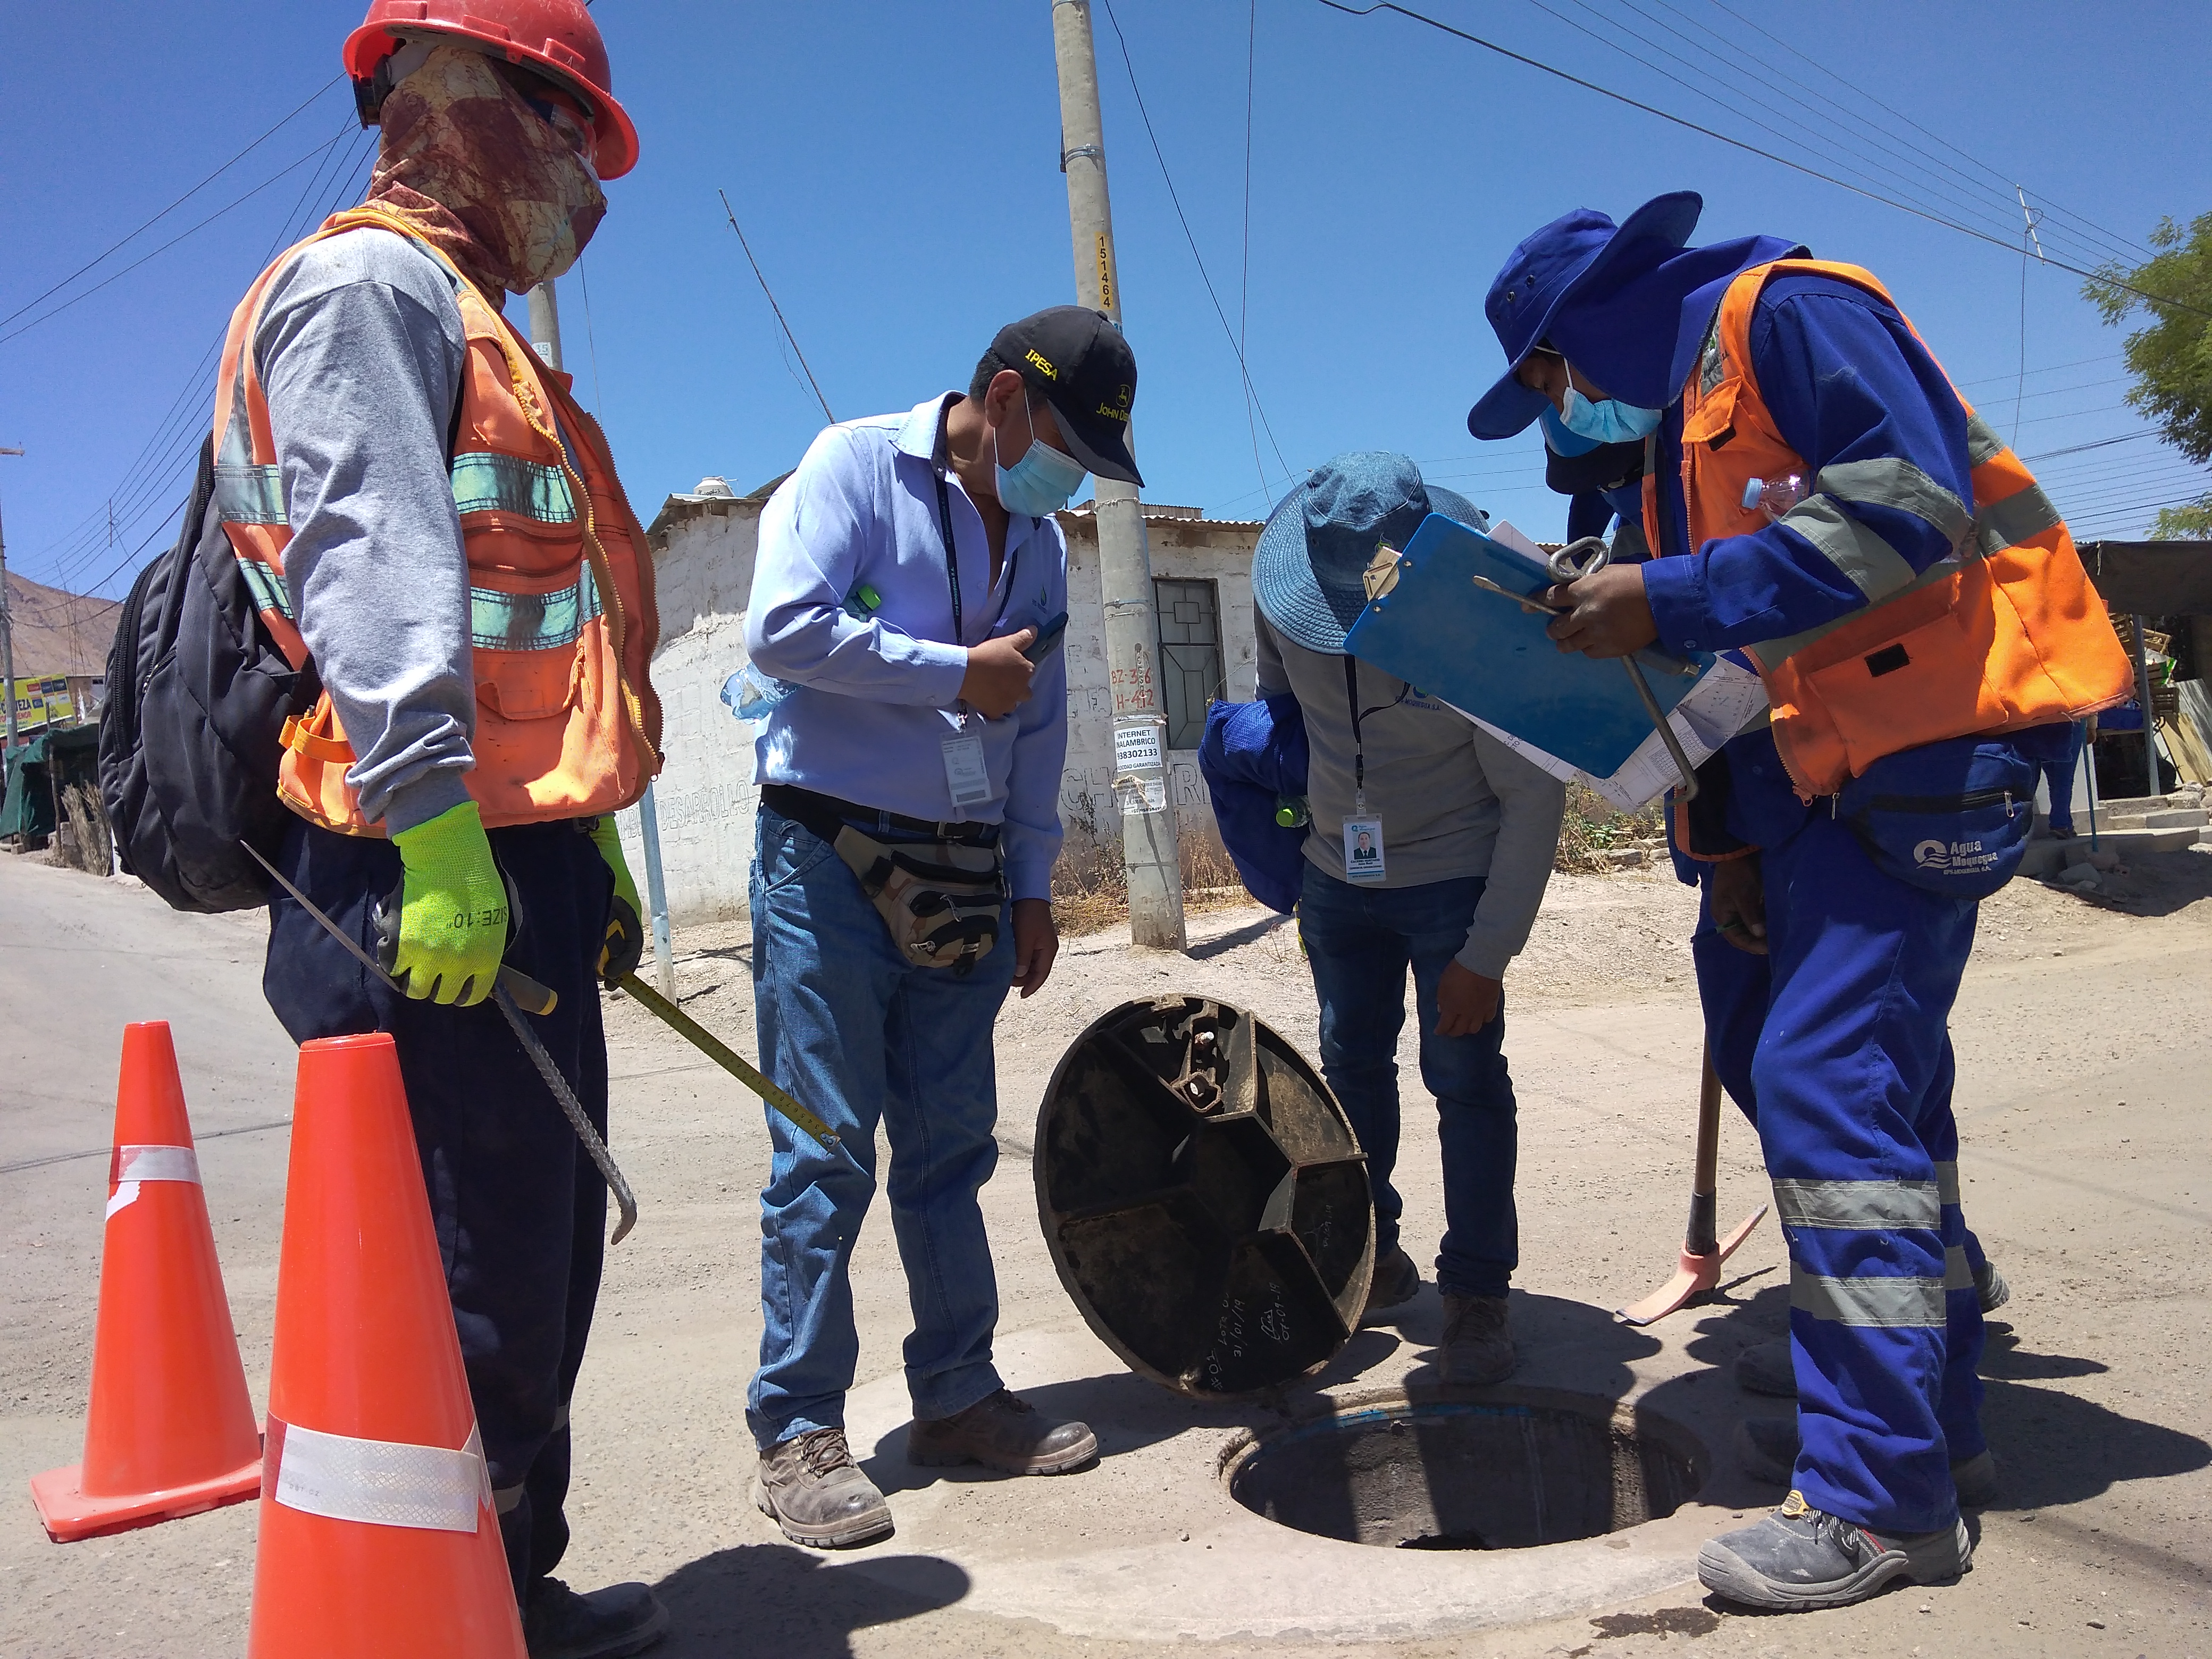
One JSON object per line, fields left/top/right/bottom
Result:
{"left": 1226, "top": 1389, "right": 1704, "bottom": 1551}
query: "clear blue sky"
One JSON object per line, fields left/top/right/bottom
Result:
{"left": 4, "top": 1, "right": 2210, "bottom": 599}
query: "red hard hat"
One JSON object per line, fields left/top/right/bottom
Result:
{"left": 345, "top": 0, "right": 640, "bottom": 179}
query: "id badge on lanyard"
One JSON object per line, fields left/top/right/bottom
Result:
{"left": 942, "top": 719, "right": 993, "bottom": 807}
{"left": 935, "top": 467, "right": 1018, "bottom": 811}
{"left": 1342, "top": 656, "right": 1388, "bottom": 883}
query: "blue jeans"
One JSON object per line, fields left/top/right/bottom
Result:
{"left": 1296, "top": 865, "right": 1518, "bottom": 1298}
{"left": 747, "top": 806, "right": 1015, "bottom": 1449}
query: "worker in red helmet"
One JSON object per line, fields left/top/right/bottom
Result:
{"left": 240, "top": 5, "right": 666, "bottom": 1654}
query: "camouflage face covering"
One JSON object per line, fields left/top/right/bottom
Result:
{"left": 367, "top": 44, "right": 606, "bottom": 297}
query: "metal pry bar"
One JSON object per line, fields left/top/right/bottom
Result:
{"left": 1546, "top": 537, "right": 1703, "bottom": 801}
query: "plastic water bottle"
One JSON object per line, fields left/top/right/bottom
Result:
{"left": 1274, "top": 794, "right": 1311, "bottom": 828}
{"left": 722, "top": 664, "right": 795, "bottom": 724}
{"left": 1741, "top": 474, "right": 1807, "bottom": 522}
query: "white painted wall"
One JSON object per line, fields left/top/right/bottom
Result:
{"left": 623, "top": 491, "right": 1261, "bottom": 925}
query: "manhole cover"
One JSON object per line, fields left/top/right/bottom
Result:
{"left": 1227, "top": 1394, "right": 1703, "bottom": 1550}
{"left": 1034, "top": 996, "right": 1373, "bottom": 1397}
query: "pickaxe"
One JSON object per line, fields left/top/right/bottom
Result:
{"left": 1616, "top": 1044, "right": 1767, "bottom": 1326}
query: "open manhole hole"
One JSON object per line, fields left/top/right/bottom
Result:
{"left": 1227, "top": 1394, "right": 1703, "bottom": 1551}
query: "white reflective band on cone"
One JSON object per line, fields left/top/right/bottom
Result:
{"left": 105, "top": 1145, "right": 202, "bottom": 1220}
{"left": 114, "top": 1144, "right": 200, "bottom": 1184}
{"left": 267, "top": 1416, "right": 490, "bottom": 1534}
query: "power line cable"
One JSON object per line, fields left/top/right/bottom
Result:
{"left": 717, "top": 189, "right": 834, "bottom": 426}
{"left": 1096, "top": 0, "right": 1293, "bottom": 484}
{"left": 1700, "top": 0, "right": 2150, "bottom": 267}
{"left": 1310, "top": 0, "right": 2209, "bottom": 322}
{"left": 0, "top": 78, "right": 344, "bottom": 333}
{"left": 1628, "top": 0, "right": 2139, "bottom": 271}
{"left": 1543, "top": 0, "right": 2037, "bottom": 256}
{"left": 0, "top": 132, "right": 343, "bottom": 348}
{"left": 2022, "top": 431, "right": 2158, "bottom": 464}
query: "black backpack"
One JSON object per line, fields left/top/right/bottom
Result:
{"left": 98, "top": 434, "right": 321, "bottom": 912}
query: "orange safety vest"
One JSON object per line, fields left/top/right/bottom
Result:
{"left": 211, "top": 206, "right": 661, "bottom": 834}
{"left": 1644, "top": 257, "right": 2131, "bottom": 798}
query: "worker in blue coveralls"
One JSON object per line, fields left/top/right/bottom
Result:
{"left": 1468, "top": 191, "right": 2132, "bottom": 1611}
{"left": 1529, "top": 357, "right": 2021, "bottom": 1477}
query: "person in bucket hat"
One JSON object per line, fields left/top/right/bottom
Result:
{"left": 1469, "top": 193, "right": 2129, "bottom": 1612}
{"left": 1252, "top": 453, "right": 1564, "bottom": 1382}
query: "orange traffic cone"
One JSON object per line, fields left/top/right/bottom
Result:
{"left": 246, "top": 1032, "right": 525, "bottom": 1659}
{"left": 30, "top": 1021, "right": 264, "bottom": 1542}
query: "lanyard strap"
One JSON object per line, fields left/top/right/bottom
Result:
{"left": 933, "top": 469, "right": 1019, "bottom": 647}
{"left": 1342, "top": 655, "right": 1413, "bottom": 811}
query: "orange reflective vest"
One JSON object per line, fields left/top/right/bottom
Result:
{"left": 212, "top": 207, "right": 661, "bottom": 833}
{"left": 1644, "top": 257, "right": 2131, "bottom": 798}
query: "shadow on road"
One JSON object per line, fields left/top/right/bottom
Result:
{"left": 651, "top": 1543, "right": 969, "bottom": 1659}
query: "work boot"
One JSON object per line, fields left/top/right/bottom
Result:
{"left": 1733, "top": 1416, "right": 1999, "bottom": 1506}
{"left": 1438, "top": 1293, "right": 1516, "bottom": 1386}
{"left": 1362, "top": 1246, "right": 1421, "bottom": 1323}
{"left": 753, "top": 1427, "right": 893, "bottom": 1548}
{"left": 909, "top": 1389, "right": 1097, "bottom": 1474}
{"left": 1733, "top": 1337, "right": 1797, "bottom": 1398}
{"left": 1975, "top": 1260, "right": 2010, "bottom": 1313}
{"left": 523, "top": 1577, "right": 670, "bottom": 1659}
{"left": 1698, "top": 1489, "right": 1971, "bottom": 1611}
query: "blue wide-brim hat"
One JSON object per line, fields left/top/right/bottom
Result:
{"left": 1465, "top": 191, "right": 1705, "bottom": 440}
{"left": 1252, "top": 452, "right": 1482, "bottom": 655}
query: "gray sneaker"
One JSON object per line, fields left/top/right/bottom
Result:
{"left": 1361, "top": 1246, "right": 1421, "bottom": 1324}
{"left": 908, "top": 1389, "right": 1097, "bottom": 1474}
{"left": 1734, "top": 1415, "right": 1998, "bottom": 1506}
{"left": 1733, "top": 1336, "right": 1797, "bottom": 1398}
{"left": 1438, "top": 1293, "right": 1516, "bottom": 1386}
{"left": 753, "top": 1427, "right": 893, "bottom": 1548}
{"left": 1699, "top": 1489, "right": 1971, "bottom": 1611}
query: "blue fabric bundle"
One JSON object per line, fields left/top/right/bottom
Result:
{"left": 1197, "top": 694, "right": 1310, "bottom": 915}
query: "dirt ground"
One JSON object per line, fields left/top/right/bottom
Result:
{"left": 3, "top": 846, "right": 2209, "bottom": 1658}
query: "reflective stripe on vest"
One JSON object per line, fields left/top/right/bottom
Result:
{"left": 1665, "top": 257, "right": 2134, "bottom": 795}
{"left": 210, "top": 206, "right": 663, "bottom": 833}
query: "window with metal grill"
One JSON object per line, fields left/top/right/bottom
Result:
{"left": 1154, "top": 577, "right": 1223, "bottom": 750}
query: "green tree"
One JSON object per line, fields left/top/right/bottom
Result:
{"left": 2087, "top": 211, "right": 2212, "bottom": 538}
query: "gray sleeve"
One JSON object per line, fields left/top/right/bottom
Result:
{"left": 1455, "top": 726, "right": 1566, "bottom": 979}
{"left": 255, "top": 230, "right": 475, "bottom": 834}
{"left": 1253, "top": 611, "right": 1292, "bottom": 699}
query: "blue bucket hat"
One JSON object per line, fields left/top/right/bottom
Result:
{"left": 1465, "top": 191, "right": 1705, "bottom": 440}
{"left": 1252, "top": 452, "right": 1481, "bottom": 655}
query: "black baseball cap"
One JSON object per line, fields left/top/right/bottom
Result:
{"left": 990, "top": 306, "right": 1144, "bottom": 488}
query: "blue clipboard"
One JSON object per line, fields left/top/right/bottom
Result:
{"left": 1343, "top": 514, "right": 1713, "bottom": 778}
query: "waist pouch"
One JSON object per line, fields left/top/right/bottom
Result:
{"left": 1837, "top": 735, "right": 2038, "bottom": 901}
{"left": 831, "top": 826, "right": 1006, "bottom": 973}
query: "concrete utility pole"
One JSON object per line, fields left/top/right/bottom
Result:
{"left": 527, "top": 281, "right": 564, "bottom": 373}
{"left": 1050, "top": 0, "right": 1187, "bottom": 951}
{"left": 525, "top": 281, "right": 678, "bottom": 997}
{"left": 1, "top": 447, "right": 23, "bottom": 756}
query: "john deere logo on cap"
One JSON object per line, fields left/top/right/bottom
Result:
{"left": 1096, "top": 382, "right": 1133, "bottom": 423}
{"left": 1025, "top": 349, "right": 1058, "bottom": 381}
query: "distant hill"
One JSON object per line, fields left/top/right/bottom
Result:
{"left": 6, "top": 569, "right": 121, "bottom": 681}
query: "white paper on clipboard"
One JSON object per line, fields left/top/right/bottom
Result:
{"left": 1452, "top": 655, "right": 1770, "bottom": 811}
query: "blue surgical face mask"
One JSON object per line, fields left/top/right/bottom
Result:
{"left": 1559, "top": 385, "right": 1664, "bottom": 445}
{"left": 993, "top": 399, "right": 1088, "bottom": 517}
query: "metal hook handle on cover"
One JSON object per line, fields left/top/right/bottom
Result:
{"left": 1545, "top": 535, "right": 1700, "bottom": 801}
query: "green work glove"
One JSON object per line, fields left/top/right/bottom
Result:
{"left": 588, "top": 815, "right": 643, "bottom": 989}
{"left": 389, "top": 800, "right": 509, "bottom": 1007}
